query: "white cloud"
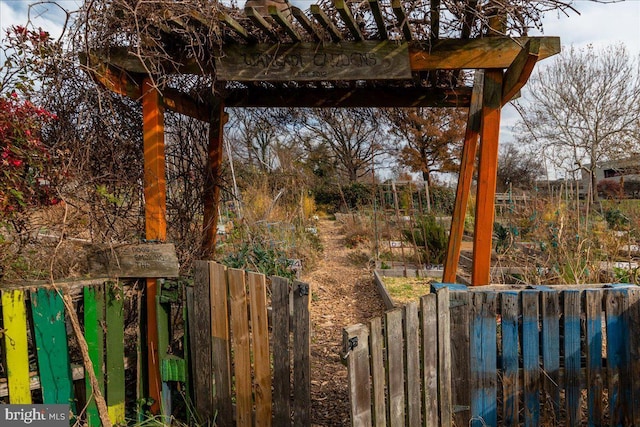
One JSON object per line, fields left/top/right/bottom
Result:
{"left": 0, "top": 0, "right": 80, "bottom": 39}
{"left": 535, "top": 1, "right": 640, "bottom": 54}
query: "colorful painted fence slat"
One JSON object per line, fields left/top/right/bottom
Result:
{"left": 345, "top": 284, "right": 640, "bottom": 427}
{"left": 105, "top": 282, "right": 125, "bottom": 425}
{"left": 2, "top": 290, "right": 32, "bottom": 404}
{"left": 30, "top": 288, "right": 74, "bottom": 405}
{"left": 188, "top": 261, "right": 312, "bottom": 426}
{"left": 84, "top": 284, "right": 105, "bottom": 427}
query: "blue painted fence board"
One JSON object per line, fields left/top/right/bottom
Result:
{"left": 500, "top": 292, "right": 519, "bottom": 426}
{"left": 540, "top": 290, "right": 560, "bottom": 423}
{"left": 469, "top": 292, "right": 497, "bottom": 427}
{"left": 605, "top": 289, "right": 631, "bottom": 425}
{"left": 522, "top": 291, "right": 540, "bottom": 427}
{"left": 564, "top": 290, "right": 582, "bottom": 426}
{"left": 585, "top": 289, "right": 604, "bottom": 427}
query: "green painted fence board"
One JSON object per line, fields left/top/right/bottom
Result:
{"left": 105, "top": 282, "right": 125, "bottom": 425}
{"left": 84, "top": 284, "right": 105, "bottom": 427}
{"left": 30, "top": 288, "right": 74, "bottom": 406}
{"left": 2, "top": 290, "right": 32, "bottom": 403}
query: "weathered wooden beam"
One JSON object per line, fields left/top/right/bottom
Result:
{"left": 90, "top": 36, "right": 560, "bottom": 78}
{"left": 269, "top": 5, "right": 302, "bottom": 42}
{"left": 472, "top": 69, "right": 503, "bottom": 286}
{"left": 311, "top": 4, "right": 343, "bottom": 42}
{"left": 443, "top": 71, "right": 483, "bottom": 284}
{"left": 291, "top": 6, "right": 322, "bottom": 41}
{"left": 162, "top": 88, "right": 211, "bottom": 122}
{"left": 202, "top": 101, "right": 227, "bottom": 258}
{"left": 367, "top": 0, "right": 388, "bottom": 40}
{"left": 218, "top": 11, "right": 256, "bottom": 42}
{"left": 409, "top": 36, "right": 560, "bottom": 70}
{"left": 392, "top": 0, "right": 413, "bottom": 41}
{"left": 82, "top": 57, "right": 142, "bottom": 99}
{"left": 334, "top": 0, "right": 363, "bottom": 41}
{"left": 141, "top": 77, "right": 167, "bottom": 412}
{"left": 245, "top": 6, "right": 279, "bottom": 42}
{"left": 501, "top": 38, "right": 540, "bottom": 105}
{"left": 224, "top": 86, "right": 472, "bottom": 108}
{"left": 217, "top": 41, "right": 411, "bottom": 81}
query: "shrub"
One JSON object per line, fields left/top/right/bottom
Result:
{"left": 403, "top": 214, "right": 447, "bottom": 265}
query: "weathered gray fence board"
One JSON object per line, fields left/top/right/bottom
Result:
{"left": 344, "top": 324, "right": 372, "bottom": 427}
{"left": 436, "top": 287, "right": 452, "bottom": 426}
{"left": 271, "top": 276, "right": 291, "bottom": 426}
{"left": 404, "top": 301, "right": 421, "bottom": 427}
{"left": 369, "top": 317, "right": 387, "bottom": 427}
{"left": 190, "top": 261, "right": 213, "bottom": 420}
{"left": 420, "top": 294, "right": 438, "bottom": 427}
{"left": 449, "top": 290, "right": 470, "bottom": 425}
{"left": 293, "top": 280, "right": 311, "bottom": 426}
{"left": 210, "top": 263, "right": 233, "bottom": 426}
{"left": 386, "top": 308, "right": 405, "bottom": 427}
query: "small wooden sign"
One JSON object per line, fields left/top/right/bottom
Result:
{"left": 216, "top": 41, "right": 411, "bottom": 81}
{"left": 88, "top": 243, "right": 179, "bottom": 278}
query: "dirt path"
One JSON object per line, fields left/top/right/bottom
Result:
{"left": 302, "top": 219, "right": 386, "bottom": 426}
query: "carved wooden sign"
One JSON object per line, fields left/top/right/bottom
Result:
{"left": 88, "top": 243, "right": 179, "bottom": 278}
{"left": 216, "top": 41, "right": 412, "bottom": 81}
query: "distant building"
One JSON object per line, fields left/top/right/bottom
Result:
{"left": 581, "top": 156, "right": 640, "bottom": 198}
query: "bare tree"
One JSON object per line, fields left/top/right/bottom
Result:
{"left": 497, "top": 142, "right": 545, "bottom": 192}
{"left": 514, "top": 44, "right": 640, "bottom": 202}
{"left": 297, "top": 108, "right": 383, "bottom": 183}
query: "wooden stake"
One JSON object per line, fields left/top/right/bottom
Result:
{"left": 142, "top": 77, "right": 167, "bottom": 413}
{"left": 472, "top": 69, "right": 503, "bottom": 286}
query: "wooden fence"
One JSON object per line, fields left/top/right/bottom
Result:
{"left": 188, "top": 261, "right": 311, "bottom": 427}
{"left": 0, "top": 281, "right": 132, "bottom": 425}
{"left": 0, "top": 263, "right": 310, "bottom": 426}
{"left": 344, "top": 283, "right": 640, "bottom": 426}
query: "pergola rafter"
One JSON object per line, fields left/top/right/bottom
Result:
{"left": 83, "top": 1, "right": 561, "bottom": 418}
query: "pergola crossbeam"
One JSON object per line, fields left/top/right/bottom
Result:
{"left": 245, "top": 6, "right": 279, "bottom": 42}
{"left": 269, "top": 5, "right": 302, "bottom": 42}
{"left": 311, "top": 4, "right": 343, "bottom": 42}
{"left": 291, "top": 6, "right": 322, "bottom": 41}
{"left": 224, "top": 86, "right": 472, "bottom": 108}
{"left": 392, "top": 0, "right": 414, "bottom": 41}
{"left": 334, "top": 0, "right": 364, "bottom": 41}
{"left": 367, "top": 0, "right": 388, "bottom": 40}
{"left": 218, "top": 12, "right": 255, "bottom": 42}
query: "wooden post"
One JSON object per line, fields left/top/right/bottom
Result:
{"left": 142, "top": 77, "right": 166, "bottom": 413}
{"left": 202, "top": 100, "right": 227, "bottom": 259}
{"left": 443, "top": 71, "right": 483, "bottom": 283}
{"left": 472, "top": 69, "right": 503, "bottom": 286}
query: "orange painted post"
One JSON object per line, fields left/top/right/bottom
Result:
{"left": 142, "top": 77, "right": 167, "bottom": 413}
{"left": 443, "top": 71, "right": 484, "bottom": 283}
{"left": 472, "top": 69, "right": 503, "bottom": 286}
{"left": 202, "top": 101, "right": 226, "bottom": 259}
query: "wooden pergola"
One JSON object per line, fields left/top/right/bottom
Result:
{"left": 84, "top": 0, "right": 560, "bottom": 413}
